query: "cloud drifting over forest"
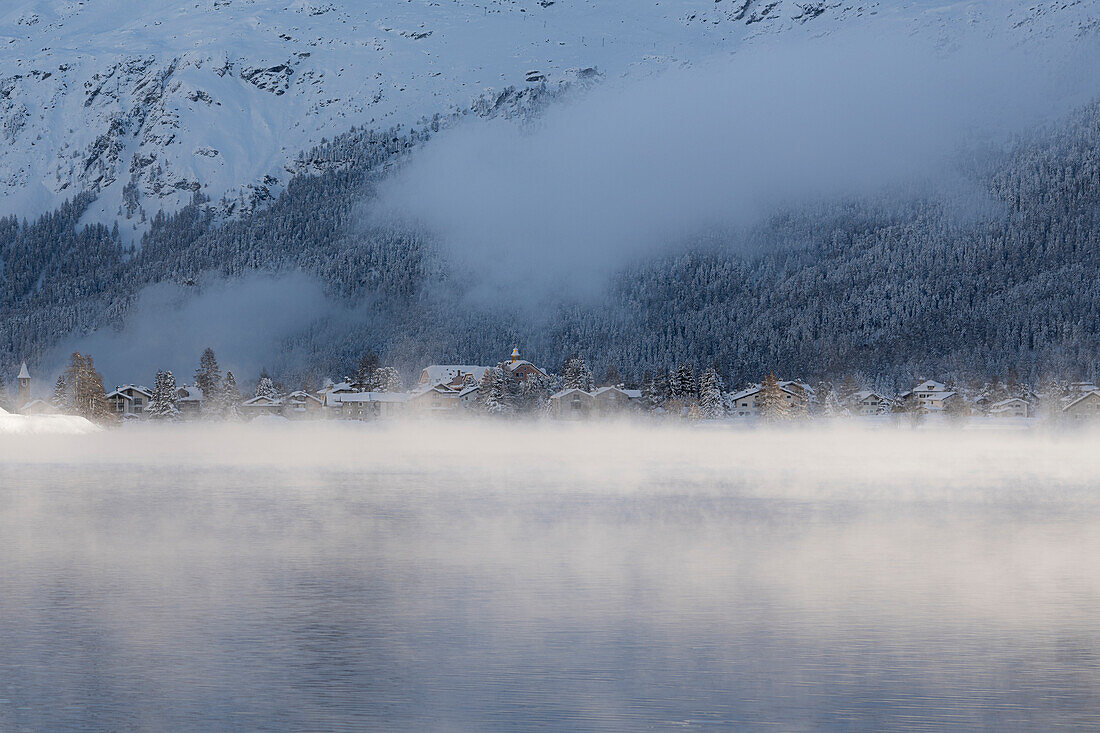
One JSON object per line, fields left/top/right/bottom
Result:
{"left": 377, "top": 26, "right": 1100, "bottom": 300}
{"left": 51, "top": 272, "right": 347, "bottom": 387}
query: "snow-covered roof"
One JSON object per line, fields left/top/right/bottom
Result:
{"left": 17, "top": 362, "right": 30, "bottom": 380}
{"left": 243, "top": 395, "right": 283, "bottom": 407}
{"left": 409, "top": 384, "right": 458, "bottom": 399}
{"left": 176, "top": 385, "right": 203, "bottom": 401}
{"left": 779, "top": 380, "right": 814, "bottom": 394}
{"left": 990, "top": 397, "right": 1029, "bottom": 409}
{"left": 285, "top": 390, "right": 322, "bottom": 404}
{"left": 849, "top": 390, "right": 888, "bottom": 404}
{"left": 331, "top": 392, "right": 409, "bottom": 404}
{"left": 550, "top": 388, "right": 593, "bottom": 400}
{"left": 106, "top": 384, "right": 152, "bottom": 400}
{"left": 730, "top": 383, "right": 802, "bottom": 401}
{"left": 913, "top": 380, "right": 949, "bottom": 393}
{"left": 419, "top": 365, "right": 489, "bottom": 385}
{"left": 457, "top": 385, "right": 480, "bottom": 398}
{"left": 1062, "top": 390, "right": 1100, "bottom": 411}
{"left": 729, "top": 385, "right": 761, "bottom": 400}
{"left": 622, "top": 389, "right": 642, "bottom": 399}
{"left": 504, "top": 359, "right": 545, "bottom": 376}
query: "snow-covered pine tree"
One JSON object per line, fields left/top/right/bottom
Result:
{"left": 654, "top": 370, "right": 670, "bottom": 406}
{"left": 667, "top": 366, "right": 684, "bottom": 401}
{"left": 51, "top": 374, "right": 72, "bottom": 411}
{"left": 371, "top": 366, "right": 403, "bottom": 392}
{"left": 148, "top": 370, "right": 180, "bottom": 420}
{"left": 355, "top": 352, "right": 380, "bottom": 388}
{"left": 255, "top": 373, "right": 279, "bottom": 400}
{"left": 478, "top": 366, "right": 508, "bottom": 414}
{"left": 677, "top": 363, "right": 697, "bottom": 402}
{"left": 221, "top": 370, "right": 242, "bottom": 419}
{"left": 699, "top": 366, "right": 724, "bottom": 418}
{"left": 195, "top": 347, "right": 222, "bottom": 416}
{"left": 759, "top": 373, "right": 790, "bottom": 422}
{"left": 823, "top": 389, "right": 846, "bottom": 418}
{"left": 562, "top": 355, "right": 594, "bottom": 392}
{"left": 515, "top": 372, "right": 551, "bottom": 414}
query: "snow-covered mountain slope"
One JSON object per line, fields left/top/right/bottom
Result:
{"left": 0, "top": 0, "right": 1095, "bottom": 232}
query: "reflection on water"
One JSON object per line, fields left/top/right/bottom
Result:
{"left": 1, "top": 424, "right": 1100, "bottom": 731}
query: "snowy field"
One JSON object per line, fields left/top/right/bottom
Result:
{"left": 3, "top": 422, "right": 1100, "bottom": 730}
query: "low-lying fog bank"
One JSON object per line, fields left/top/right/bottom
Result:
{"left": 3, "top": 421, "right": 1100, "bottom": 730}
{"left": 2, "top": 420, "right": 1098, "bottom": 501}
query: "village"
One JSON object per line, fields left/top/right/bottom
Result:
{"left": 4, "top": 346, "right": 1100, "bottom": 425}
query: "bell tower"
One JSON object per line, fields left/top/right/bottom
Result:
{"left": 16, "top": 361, "right": 30, "bottom": 411}
{"left": 510, "top": 347, "right": 521, "bottom": 364}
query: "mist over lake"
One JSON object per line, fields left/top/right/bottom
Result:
{"left": 2, "top": 423, "right": 1099, "bottom": 731}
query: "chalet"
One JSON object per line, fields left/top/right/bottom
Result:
{"left": 282, "top": 390, "right": 323, "bottom": 419}
{"left": 105, "top": 385, "right": 153, "bottom": 418}
{"left": 19, "top": 399, "right": 57, "bottom": 415}
{"left": 900, "top": 380, "right": 963, "bottom": 414}
{"left": 408, "top": 384, "right": 465, "bottom": 412}
{"left": 728, "top": 380, "right": 810, "bottom": 418}
{"left": 241, "top": 394, "right": 284, "bottom": 418}
{"left": 503, "top": 348, "right": 547, "bottom": 382}
{"left": 174, "top": 385, "right": 204, "bottom": 417}
{"left": 847, "top": 390, "right": 892, "bottom": 416}
{"left": 990, "top": 397, "right": 1032, "bottom": 418}
{"left": 592, "top": 386, "right": 636, "bottom": 415}
{"left": 923, "top": 391, "right": 962, "bottom": 413}
{"left": 1062, "top": 390, "right": 1100, "bottom": 420}
{"left": 549, "top": 388, "right": 594, "bottom": 419}
{"left": 418, "top": 365, "right": 489, "bottom": 390}
{"left": 325, "top": 391, "right": 408, "bottom": 419}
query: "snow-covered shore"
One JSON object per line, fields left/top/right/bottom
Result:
{"left": 0, "top": 407, "right": 100, "bottom": 435}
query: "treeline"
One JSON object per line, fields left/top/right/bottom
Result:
{"left": 2, "top": 95, "right": 1100, "bottom": 390}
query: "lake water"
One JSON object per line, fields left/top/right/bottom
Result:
{"left": 2, "top": 423, "right": 1099, "bottom": 731}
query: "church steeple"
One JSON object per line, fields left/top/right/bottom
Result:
{"left": 510, "top": 347, "right": 521, "bottom": 364}
{"left": 16, "top": 361, "right": 30, "bottom": 411}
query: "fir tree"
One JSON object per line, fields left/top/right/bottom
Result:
{"left": 371, "top": 366, "right": 403, "bottom": 392}
{"left": 667, "top": 366, "right": 684, "bottom": 401}
{"left": 221, "top": 370, "right": 242, "bottom": 419}
{"left": 355, "top": 352, "right": 379, "bottom": 388}
{"left": 823, "top": 389, "right": 846, "bottom": 418}
{"left": 194, "top": 347, "right": 222, "bottom": 415}
{"left": 676, "top": 363, "right": 697, "bottom": 402}
{"left": 148, "top": 370, "right": 180, "bottom": 420}
{"left": 479, "top": 367, "right": 509, "bottom": 414}
{"left": 759, "top": 373, "right": 790, "bottom": 422}
{"left": 641, "top": 371, "right": 663, "bottom": 411}
{"left": 51, "top": 374, "right": 72, "bottom": 411}
{"left": 562, "top": 355, "right": 594, "bottom": 392}
{"left": 699, "top": 366, "right": 724, "bottom": 418}
{"left": 255, "top": 373, "right": 279, "bottom": 400}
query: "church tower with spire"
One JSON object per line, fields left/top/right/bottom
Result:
{"left": 16, "top": 361, "right": 30, "bottom": 412}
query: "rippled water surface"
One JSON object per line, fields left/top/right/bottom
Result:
{"left": 2, "top": 423, "right": 1100, "bottom": 731}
